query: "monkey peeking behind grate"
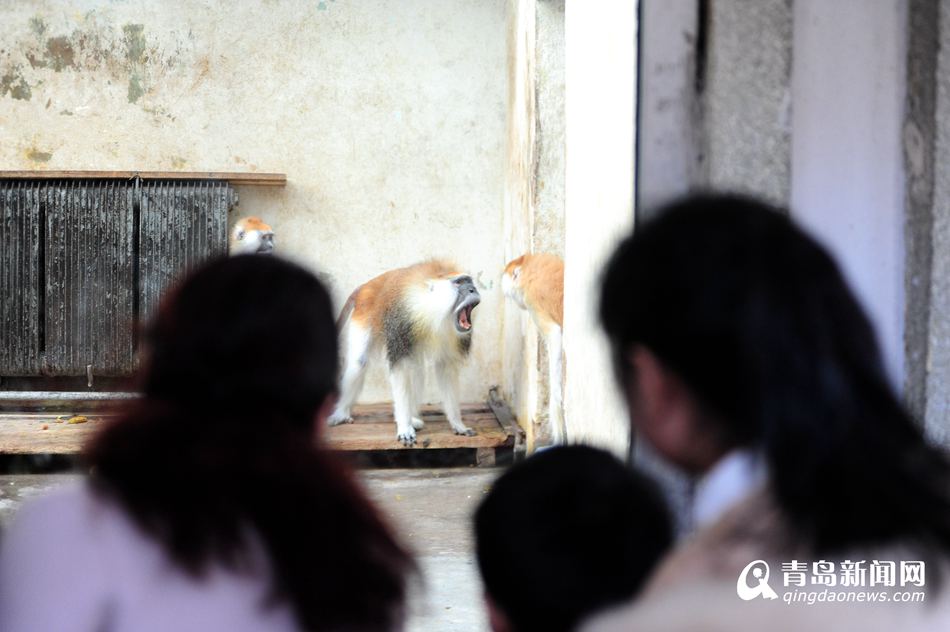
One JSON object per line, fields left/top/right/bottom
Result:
{"left": 230, "top": 217, "right": 275, "bottom": 255}
{"left": 330, "top": 260, "right": 481, "bottom": 445}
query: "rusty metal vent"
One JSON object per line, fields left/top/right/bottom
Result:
{"left": 0, "top": 179, "right": 234, "bottom": 378}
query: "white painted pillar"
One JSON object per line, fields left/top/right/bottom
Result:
{"left": 562, "top": 0, "right": 637, "bottom": 454}
{"left": 790, "top": 0, "right": 907, "bottom": 387}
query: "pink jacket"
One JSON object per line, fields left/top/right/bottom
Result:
{"left": 0, "top": 482, "right": 301, "bottom": 632}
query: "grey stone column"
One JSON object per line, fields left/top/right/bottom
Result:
{"left": 915, "top": 0, "right": 950, "bottom": 444}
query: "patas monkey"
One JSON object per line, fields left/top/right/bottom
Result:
{"left": 230, "top": 217, "right": 275, "bottom": 255}
{"left": 502, "top": 253, "right": 565, "bottom": 444}
{"left": 330, "top": 260, "right": 481, "bottom": 445}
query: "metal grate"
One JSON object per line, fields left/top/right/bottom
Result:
{"left": 139, "top": 180, "right": 231, "bottom": 322}
{"left": 44, "top": 180, "right": 136, "bottom": 375}
{"left": 0, "top": 181, "right": 42, "bottom": 376}
{"left": 0, "top": 178, "right": 234, "bottom": 378}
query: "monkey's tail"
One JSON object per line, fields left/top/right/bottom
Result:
{"left": 336, "top": 287, "right": 359, "bottom": 330}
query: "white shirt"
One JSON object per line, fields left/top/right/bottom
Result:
{"left": 692, "top": 448, "right": 767, "bottom": 529}
{"left": 0, "top": 482, "right": 300, "bottom": 632}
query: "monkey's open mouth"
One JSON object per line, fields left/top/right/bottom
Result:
{"left": 453, "top": 284, "right": 480, "bottom": 333}
{"left": 456, "top": 305, "right": 474, "bottom": 332}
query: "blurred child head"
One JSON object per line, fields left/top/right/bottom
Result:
{"left": 474, "top": 445, "right": 673, "bottom": 632}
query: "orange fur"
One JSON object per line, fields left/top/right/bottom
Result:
{"left": 237, "top": 217, "right": 272, "bottom": 232}
{"left": 345, "top": 260, "right": 463, "bottom": 330}
{"left": 503, "top": 253, "right": 564, "bottom": 327}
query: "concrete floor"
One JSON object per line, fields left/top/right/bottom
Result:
{"left": 364, "top": 469, "right": 497, "bottom": 632}
{"left": 0, "top": 467, "right": 499, "bottom": 632}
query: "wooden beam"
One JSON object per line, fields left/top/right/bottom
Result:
{"left": 488, "top": 387, "right": 526, "bottom": 461}
{"left": 0, "top": 402, "right": 514, "bottom": 454}
{"left": 0, "top": 171, "right": 286, "bottom": 186}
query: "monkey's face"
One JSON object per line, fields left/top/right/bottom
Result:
{"left": 230, "top": 217, "right": 275, "bottom": 255}
{"left": 501, "top": 262, "right": 527, "bottom": 309}
{"left": 450, "top": 274, "right": 480, "bottom": 334}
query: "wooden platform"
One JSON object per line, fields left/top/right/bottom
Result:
{"left": 0, "top": 397, "right": 523, "bottom": 464}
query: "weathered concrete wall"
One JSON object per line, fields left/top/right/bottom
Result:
{"left": 923, "top": 0, "right": 950, "bottom": 442}
{"left": 530, "top": 0, "right": 564, "bottom": 447}
{"left": 0, "top": 0, "right": 507, "bottom": 404}
{"left": 903, "top": 0, "right": 939, "bottom": 426}
{"left": 636, "top": 0, "right": 702, "bottom": 215}
{"left": 499, "top": 0, "right": 565, "bottom": 451}
{"left": 704, "top": 0, "right": 792, "bottom": 204}
{"left": 534, "top": 0, "right": 565, "bottom": 258}
{"left": 500, "top": 0, "right": 539, "bottom": 446}
{"left": 637, "top": 0, "right": 791, "bottom": 216}
{"left": 791, "top": 0, "right": 907, "bottom": 388}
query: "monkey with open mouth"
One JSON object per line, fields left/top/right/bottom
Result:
{"left": 330, "top": 260, "right": 481, "bottom": 446}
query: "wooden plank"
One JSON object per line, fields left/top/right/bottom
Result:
{"left": 488, "top": 387, "right": 526, "bottom": 461}
{"left": 475, "top": 447, "right": 497, "bottom": 467}
{"left": 323, "top": 403, "right": 510, "bottom": 451}
{"left": 0, "top": 413, "right": 116, "bottom": 454}
{"left": 0, "top": 171, "right": 286, "bottom": 186}
{"left": 0, "top": 392, "right": 138, "bottom": 413}
{"left": 0, "top": 403, "right": 513, "bottom": 454}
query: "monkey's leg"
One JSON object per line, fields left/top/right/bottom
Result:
{"left": 547, "top": 325, "right": 565, "bottom": 444}
{"left": 390, "top": 360, "right": 417, "bottom": 445}
{"left": 408, "top": 365, "right": 425, "bottom": 430}
{"left": 329, "top": 324, "right": 371, "bottom": 426}
{"left": 435, "top": 361, "right": 476, "bottom": 436}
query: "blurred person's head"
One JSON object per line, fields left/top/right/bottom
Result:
{"left": 87, "top": 255, "right": 413, "bottom": 631}
{"left": 474, "top": 445, "right": 672, "bottom": 632}
{"left": 140, "top": 254, "right": 338, "bottom": 425}
{"left": 600, "top": 193, "right": 950, "bottom": 555}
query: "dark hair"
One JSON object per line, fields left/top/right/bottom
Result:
{"left": 474, "top": 446, "right": 672, "bottom": 632}
{"left": 600, "top": 193, "right": 950, "bottom": 555}
{"left": 86, "top": 255, "right": 413, "bottom": 631}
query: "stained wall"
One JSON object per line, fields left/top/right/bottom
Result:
{"left": 0, "top": 0, "right": 508, "bottom": 403}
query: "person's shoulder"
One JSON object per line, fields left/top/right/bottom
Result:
{"left": 0, "top": 480, "right": 132, "bottom": 630}
{"left": 12, "top": 478, "right": 97, "bottom": 514}
{"left": 580, "top": 582, "right": 745, "bottom": 632}
{"left": 646, "top": 488, "right": 794, "bottom": 592}
{"left": 4, "top": 479, "right": 116, "bottom": 543}
{"left": 582, "top": 579, "right": 932, "bottom": 632}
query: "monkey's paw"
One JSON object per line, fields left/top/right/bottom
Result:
{"left": 411, "top": 417, "right": 425, "bottom": 430}
{"left": 397, "top": 428, "right": 417, "bottom": 446}
{"left": 327, "top": 412, "right": 353, "bottom": 426}
{"left": 454, "top": 427, "right": 477, "bottom": 437}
